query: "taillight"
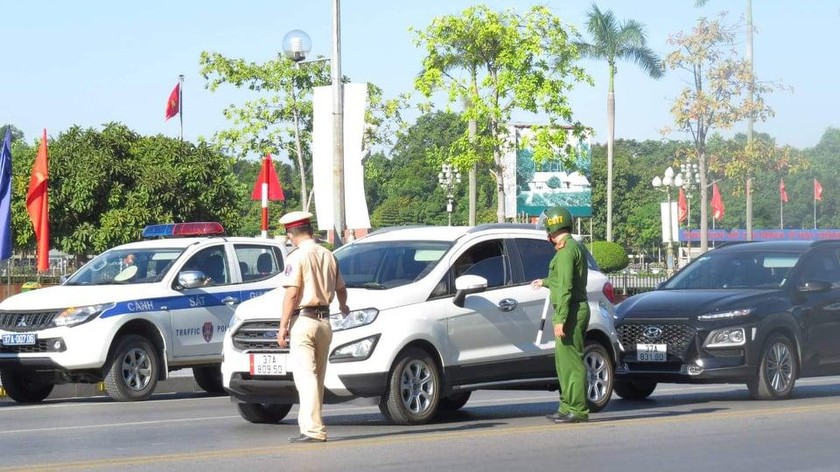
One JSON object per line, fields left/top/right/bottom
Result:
{"left": 602, "top": 281, "right": 616, "bottom": 304}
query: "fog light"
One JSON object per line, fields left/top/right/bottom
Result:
{"left": 687, "top": 364, "right": 704, "bottom": 375}
{"left": 329, "top": 335, "right": 380, "bottom": 363}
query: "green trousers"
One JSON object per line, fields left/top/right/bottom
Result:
{"left": 554, "top": 302, "right": 590, "bottom": 419}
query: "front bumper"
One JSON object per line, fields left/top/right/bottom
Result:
{"left": 616, "top": 352, "right": 754, "bottom": 383}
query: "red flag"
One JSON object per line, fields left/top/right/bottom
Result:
{"left": 165, "top": 83, "right": 180, "bottom": 120}
{"left": 815, "top": 179, "right": 823, "bottom": 201}
{"left": 250, "top": 154, "right": 285, "bottom": 201}
{"left": 780, "top": 179, "right": 788, "bottom": 203}
{"left": 677, "top": 188, "right": 687, "bottom": 223}
{"left": 26, "top": 129, "right": 50, "bottom": 272}
{"left": 711, "top": 183, "right": 725, "bottom": 221}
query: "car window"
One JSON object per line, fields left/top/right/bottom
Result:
{"left": 234, "top": 244, "right": 284, "bottom": 282}
{"left": 516, "top": 238, "right": 554, "bottom": 281}
{"left": 181, "top": 246, "right": 230, "bottom": 286}
{"left": 64, "top": 247, "right": 183, "bottom": 285}
{"left": 797, "top": 248, "right": 840, "bottom": 287}
{"left": 432, "top": 239, "right": 509, "bottom": 297}
{"left": 665, "top": 249, "right": 800, "bottom": 290}
{"left": 335, "top": 241, "right": 450, "bottom": 289}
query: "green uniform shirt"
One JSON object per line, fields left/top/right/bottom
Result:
{"left": 541, "top": 235, "right": 588, "bottom": 324}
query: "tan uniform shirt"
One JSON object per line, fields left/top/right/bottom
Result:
{"left": 282, "top": 239, "right": 345, "bottom": 307}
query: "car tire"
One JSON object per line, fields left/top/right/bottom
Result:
{"left": 103, "top": 335, "right": 159, "bottom": 402}
{"left": 438, "top": 391, "right": 472, "bottom": 412}
{"left": 0, "top": 369, "right": 53, "bottom": 403}
{"left": 379, "top": 348, "right": 441, "bottom": 425}
{"left": 584, "top": 341, "right": 614, "bottom": 412}
{"left": 192, "top": 365, "right": 225, "bottom": 394}
{"left": 236, "top": 403, "right": 292, "bottom": 423}
{"left": 747, "top": 333, "right": 797, "bottom": 400}
{"left": 613, "top": 379, "right": 657, "bottom": 400}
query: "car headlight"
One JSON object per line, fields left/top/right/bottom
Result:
{"left": 330, "top": 308, "right": 379, "bottom": 332}
{"left": 51, "top": 303, "right": 115, "bottom": 328}
{"left": 329, "top": 334, "right": 380, "bottom": 363}
{"left": 697, "top": 308, "right": 752, "bottom": 321}
{"left": 704, "top": 327, "right": 746, "bottom": 348}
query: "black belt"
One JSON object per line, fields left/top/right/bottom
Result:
{"left": 293, "top": 306, "right": 331, "bottom": 319}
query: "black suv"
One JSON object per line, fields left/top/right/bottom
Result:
{"left": 614, "top": 240, "right": 840, "bottom": 400}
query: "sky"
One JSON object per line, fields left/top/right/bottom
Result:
{"left": 3, "top": 1, "right": 840, "bottom": 157}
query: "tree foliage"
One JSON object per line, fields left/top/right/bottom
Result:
{"left": 413, "top": 5, "right": 592, "bottom": 222}
{"left": 10, "top": 123, "right": 245, "bottom": 256}
{"left": 663, "top": 13, "right": 783, "bottom": 251}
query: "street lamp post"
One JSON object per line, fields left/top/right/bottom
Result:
{"left": 679, "top": 162, "right": 700, "bottom": 261}
{"left": 282, "top": 30, "right": 312, "bottom": 213}
{"left": 652, "top": 166, "right": 682, "bottom": 276}
{"left": 438, "top": 164, "right": 461, "bottom": 226}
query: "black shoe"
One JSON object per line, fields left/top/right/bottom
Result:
{"left": 289, "top": 434, "right": 326, "bottom": 443}
{"left": 545, "top": 412, "right": 567, "bottom": 422}
{"left": 554, "top": 413, "right": 588, "bottom": 424}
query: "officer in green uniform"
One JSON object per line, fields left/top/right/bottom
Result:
{"left": 531, "top": 206, "right": 591, "bottom": 423}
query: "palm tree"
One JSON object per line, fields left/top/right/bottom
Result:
{"left": 576, "top": 4, "right": 663, "bottom": 242}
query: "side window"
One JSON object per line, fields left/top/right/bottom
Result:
{"left": 434, "top": 239, "right": 508, "bottom": 297}
{"left": 799, "top": 248, "right": 840, "bottom": 287}
{"left": 234, "top": 245, "right": 284, "bottom": 282}
{"left": 516, "top": 238, "right": 555, "bottom": 281}
{"left": 182, "top": 246, "right": 230, "bottom": 286}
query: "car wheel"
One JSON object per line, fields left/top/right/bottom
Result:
{"left": 584, "top": 341, "right": 614, "bottom": 412}
{"left": 438, "top": 391, "right": 472, "bottom": 412}
{"left": 103, "top": 335, "right": 159, "bottom": 402}
{"left": 236, "top": 403, "right": 293, "bottom": 423}
{"left": 379, "top": 348, "right": 441, "bottom": 425}
{"left": 747, "top": 334, "right": 797, "bottom": 400}
{"left": 192, "top": 365, "right": 225, "bottom": 394}
{"left": 0, "top": 369, "right": 53, "bottom": 403}
{"left": 613, "top": 379, "right": 657, "bottom": 400}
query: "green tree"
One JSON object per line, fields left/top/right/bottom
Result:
{"left": 414, "top": 5, "right": 591, "bottom": 223}
{"left": 575, "top": 4, "right": 662, "bottom": 242}
{"left": 12, "top": 123, "right": 246, "bottom": 256}
{"left": 200, "top": 52, "right": 405, "bottom": 215}
{"left": 664, "top": 13, "right": 780, "bottom": 252}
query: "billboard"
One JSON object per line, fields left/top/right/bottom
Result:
{"left": 503, "top": 124, "right": 592, "bottom": 219}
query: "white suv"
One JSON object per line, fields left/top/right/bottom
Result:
{"left": 0, "top": 223, "right": 288, "bottom": 403}
{"left": 222, "top": 224, "right": 619, "bottom": 425}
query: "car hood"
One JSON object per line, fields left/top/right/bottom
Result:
{"left": 232, "top": 284, "right": 428, "bottom": 321}
{"left": 615, "top": 289, "right": 780, "bottom": 320}
{"left": 0, "top": 284, "right": 164, "bottom": 311}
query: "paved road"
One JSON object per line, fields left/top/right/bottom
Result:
{"left": 1, "top": 378, "right": 840, "bottom": 471}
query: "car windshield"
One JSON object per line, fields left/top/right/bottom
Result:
{"left": 335, "top": 241, "right": 451, "bottom": 289}
{"left": 64, "top": 247, "right": 184, "bottom": 285}
{"left": 663, "top": 249, "right": 801, "bottom": 290}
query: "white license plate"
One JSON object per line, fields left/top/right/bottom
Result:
{"left": 2, "top": 333, "right": 37, "bottom": 346}
{"left": 636, "top": 343, "right": 667, "bottom": 362}
{"left": 250, "top": 353, "right": 287, "bottom": 376}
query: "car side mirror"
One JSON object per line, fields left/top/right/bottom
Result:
{"left": 453, "top": 274, "right": 487, "bottom": 307}
{"left": 177, "top": 270, "right": 210, "bottom": 289}
{"left": 797, "top": 280, "right": 831, "bottom": 293}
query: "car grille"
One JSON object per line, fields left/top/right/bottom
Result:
{"left": 0, "top": 311, "right": 59, "bottom": 332}
{"left": 231, "top": 320, "right": 288, "bottom": 353}
{"left": 0, "top": 340, "right": 51, "bottom": 354}
{"left": 617, "top": 322, "right": 695, "bottom": 361}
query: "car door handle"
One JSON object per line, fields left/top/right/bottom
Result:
{"left": 498, "top": 298, "right": 518, "bottom": 312}
{"left": 222, "top": 296, "right": 239, "bottom": 306}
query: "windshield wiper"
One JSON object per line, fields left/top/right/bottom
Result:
{"left": 345, "top": 282, "right": 386, "bottom": 290}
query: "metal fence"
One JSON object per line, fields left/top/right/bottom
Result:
{"left": 608, "top": 272, "right": 668, "bottom": 298}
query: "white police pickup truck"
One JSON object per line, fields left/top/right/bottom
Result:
{"left": 0, "top": 222, "right": 287, "bottom": 403}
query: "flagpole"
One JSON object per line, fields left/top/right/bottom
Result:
{"left": 780, "top": 192, "right": 784, "bottom": 229}
{"left": 178, "top": 74, "right": 184, "bottom": 141}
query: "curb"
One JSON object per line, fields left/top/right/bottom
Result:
{"left": 0, "top": 375, "right": 201, "bottom": 402}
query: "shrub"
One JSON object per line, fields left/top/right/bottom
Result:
{"left": 588, "top": 241, "right": 628, "bottom": 273}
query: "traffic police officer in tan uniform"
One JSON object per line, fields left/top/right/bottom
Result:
{"left": 277, "top": 211, "right": 349, "bottom": 443}
{"left": 531, "top": 206, "right": 590, "bottom": 423}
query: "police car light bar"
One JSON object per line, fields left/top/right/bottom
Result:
{"left": 142, "top": 222, "right": 225, "bottom": 239}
